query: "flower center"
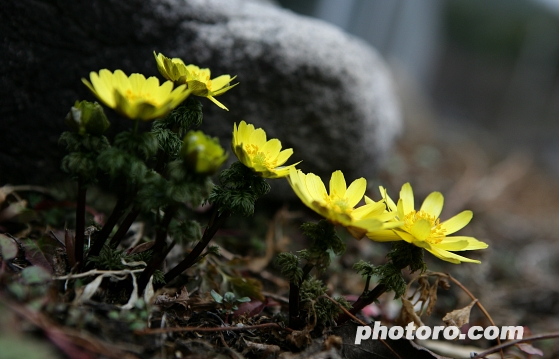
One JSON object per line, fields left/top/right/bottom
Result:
{"left": 124, "top": 89, "right": 160, "bottom": 106}
{"left": 245, "top": 144, "right": 277, "bottom": 169}
{"left": 323, "top": 191, "right": 351, "bottom": 215}
{"left": 403, "top": 210, "right": 446, "bottom": 243}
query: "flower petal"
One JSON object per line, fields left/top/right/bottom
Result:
{"left": 207, "top": 95, "right": 228, "bottom": 110}
{"left": 438, "top": 236, "right": 488, "bottom": 250}
{"left": 306, "top": 173, "right": 328, "bottom": 203}
{"left": 261, "top": 139, "right": 282, "bottom": 160}
{"left": 400, "top": 183, "right": 414, "bottom": 215}
{"left": 379, "top": 186, "right": 397, "bottom": 213}
{"left": 427, "top": 246, "right": 481, "bottom": 264}
{"left": 441, "top": 210, "right": 473, "bottom": 235}
{"left": 367, "top": 230, "right": 402, "bottom": 242}
{"left": 346, "top": 177, "right": 367, "bottom": 208}
{"left": 249, "top": 128, "right": 267, "bottom": 148}
{"left": 420, "top": 191, "right": 444, "bottom": 218}
{"left": 276, "top": 148, "right": 293, "bottom": 166}
{"left": 329, "top": 171, "right": 347, "bottom": 200}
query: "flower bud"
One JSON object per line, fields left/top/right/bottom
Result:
{"left": 181, "top": 130, "right": 228, "bottom": 175}
{"left": 65, "top": 100, "right": 110, "bottom": 135}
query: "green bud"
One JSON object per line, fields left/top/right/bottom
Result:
{"left": 181, "top": 130, "right": 228, "bottom": 175}
{"left": 65, "top": 100, "right": 110, "bottom": 136}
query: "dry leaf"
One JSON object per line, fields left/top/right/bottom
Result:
{"left": 442, "top": 299, "right": 477, "bottom": 328}
{"left": 438, "top": 277, "right": 451, "bottom": 290}
{"left": 287, "top": 328, "right": 313, "bottom": 349}
{"left": 426, "top": 277, "right": 439, "bottom": 316}
{"left": 126, "top": 241, "right": 154, "bottom": 255}
{"left": 516, "top": 343, "right": 543, "bottom": 356}
{"left": 76, "top": 274, "right": 104, "bottom": 303}
{"left": 155, "top": 287, "right": 191, "bottom": 308}
{"left": 400, "top": 297, "right": 424, "bottom": 327}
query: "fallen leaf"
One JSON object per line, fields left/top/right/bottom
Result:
{"left": 442, "top": 299, "right": 478, "bottom": 328}
{"left": 516, "top": 343, "right": 543, "bottom": 356}
{"left": 76, "top": 275, "right": 104, "bottom": 303}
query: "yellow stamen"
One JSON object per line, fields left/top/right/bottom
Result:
{"left": 403, "top": 210, "right": 446, "bottom": 244}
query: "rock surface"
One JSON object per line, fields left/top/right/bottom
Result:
{"left": 1, "top": 0, "right": 401, "bottom": 196}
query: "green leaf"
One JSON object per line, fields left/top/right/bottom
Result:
{"left": 224, "top": 292, "right": 236, "bottom": 303}
{"left": 210, "top": 289, "right": 223, "bottom": 303}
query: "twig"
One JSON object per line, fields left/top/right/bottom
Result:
{"left": 471, "top": 331, "right": 559, "bottom": 359}
{"left": 427, "top": 272, "right": 504, "bottom": 359}
{"left": 53, "top": 268, "right": 145, "bottom": 280}
{"left": 136, "top": 322, "right": 292, "bottom": 335}
{"left": 319, "top": 294, "right": 403, "bottom": 359}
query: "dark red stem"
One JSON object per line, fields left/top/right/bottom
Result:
{"left": 75, "top": 179, "right": 87, "bottom": 270}
{"left": 162, "top": 210, "right": 230, "bottom": 286}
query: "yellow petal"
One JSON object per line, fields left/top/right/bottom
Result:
{"left": 261, "top": 139, "right": 282, "bottom": 159}
{"left": 249, "top": 128, "right": 267, "bottom": 147}
{"left": 367, "top": 230, "right": 402, "bottom": 242}
{"left": 441, "top": 210, "right": 473, "bottom": 235}
{"left": 346, "top": 177, "right": 367, "bottom": 208}
{"left": 276, "top": 148, "right": 293, "bottom": 166}
{"left": 400, "top": 183, "right": 414, "bottom": 215}
{"left": 379, "top": 186, "right": 398, "bottom": 213}
{"left": 420, "top": 192, "right": 444, "bottom": 218}
{"left": 397, "top": 199, "right": 405, "bottom": 222}
{"left": 427, "top": 247, "right": 481, "bottom": 264}
{"left": 329, "top": 171, "right": 347, "bottom": 200}
{"left": 207, "top": 95, "right": 228, "bottom": 110}
{"left": 352, "top": 218, "right": 383, "bottom": 233}
{"left": 394, "top": 229, "right": 416, "bottom": 243}
{"left": 439, "top": 236, "right": 488, "bottom": 250}
{"left": 434, "top": 239, "right": 469, "bottom": 251}
{"left": 306, "top": 173, "right": 328, "bottom": 203}
{"left": 210, "top": 74, "right": 231, "bottom": 91}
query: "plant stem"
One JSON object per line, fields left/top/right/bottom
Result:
{"left": 162, "top": 209, "right": 230, "bottom": 286}
{"left": 137, "top": 205, "right": 180, "bottom": 294}
{"left": 87, "top": 196, "right": 130, "bottom": 259}
{"left": 288, "top": 263, "right": 314, "bottom": 330}
{"left": 336, "top": 283, "right": 388, "bottom": 324}
{"left": 109, "top": 208, "right": 140, "bottom": 248}
{"left": 75, "top": 178, "right": 87, "bottom": 270}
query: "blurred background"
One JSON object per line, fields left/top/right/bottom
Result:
{"left": 280, "top": 0, "right": 559, "bottom": 174}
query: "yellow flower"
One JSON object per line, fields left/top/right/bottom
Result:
{"left": 154, "top": 52, "right": 238, "bottom": 111}
{"left": 181, "top": 130, "right": 228, "bottom": 175}
{"left": 288, "top": 168, "right": 399, "bottom": 239}
{"left": 232, "top": 121, "right": 299, "bottom": 178}
{"left": 82, "top": 69, "right": 190, "bottom": 121}
{"left": 367, "top": 183, "right": 488, "bottom": 264}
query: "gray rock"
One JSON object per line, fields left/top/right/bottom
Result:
{"left": 1, "top": 0, "right": 401, "bottom": 196}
